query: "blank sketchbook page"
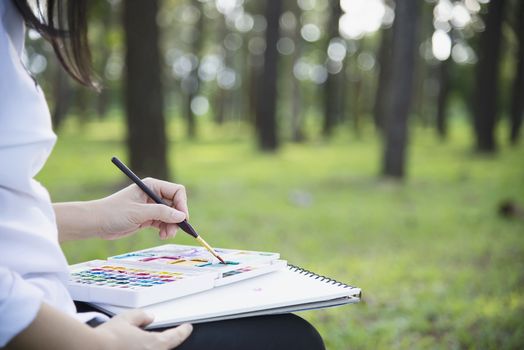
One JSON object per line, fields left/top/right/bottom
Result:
{"left": 93, "top": 266, "right": 361, "bottom": 328}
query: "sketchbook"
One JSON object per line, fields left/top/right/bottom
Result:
{"left": 89, "top": 265, "right": 361, "bottom": 329}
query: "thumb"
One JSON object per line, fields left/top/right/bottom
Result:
{"left": 117, "top": 310, "right": 154, "bottom": 327}
{"left": 135, "top": 204, "right": 186, "bottom": 224}
{"left": 161, "top": 323, "right": 193, "bottom": 348}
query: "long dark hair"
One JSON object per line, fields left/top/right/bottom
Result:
{"left": 12, "top": 0, "right": 98, "bottom": 90}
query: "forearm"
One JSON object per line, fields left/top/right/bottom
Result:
{"left": 53, "top": 201, "right": 102, "bottom": 242}
{"left": 53, "top": 179, "right": 188, "bottom": 242}
{"left": 6, "top": 303, "right": 106, "bottom": 350}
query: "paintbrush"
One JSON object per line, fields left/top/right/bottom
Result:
{"left": 111, "top": 156, "right": 226, "bottom": 264}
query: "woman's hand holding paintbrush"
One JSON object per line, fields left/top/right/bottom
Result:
{"left": 54, "top": 176, "right": 188, "bottom": 243}
{"left": 111, "top": 157, "right": 226, "bottom": 264}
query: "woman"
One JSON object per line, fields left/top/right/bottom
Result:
{"left": 0, "top": 1, "right": 325, "bottom": 349}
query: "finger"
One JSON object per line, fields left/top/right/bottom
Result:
{"left": 143, "top": 178, "right": 189, "bottom": 217}
{"left": 135, "top": 204, "right": 186, "bottom": 225}
{"left": 173, "top": 188, "right": 189, "bottom": 218}
{"left": 166, "top": 223, "right": 178, "bottom": 239}
{"left": 117, "top": 310, "right": 154, "bottom": 327}
{"left": 158, "top": 222, "right": 167, "bottom": 239}
{"left": 150, "top": 221, "right": 162, "bottom": 229}
{"left": 159, "top": 323, "right": 193, "bottom": 348}
{"left": 162, "top": 223, "right": 169, "bottom": 239}
{"left": 145, "top": 197, "right": 174, "bottom": 208}
{"left": 138, "top": 220, "right": 154, "bottom": 229}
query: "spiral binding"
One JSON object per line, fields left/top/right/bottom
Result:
{"left": 287, "top": 264, "right": 357, "bottom": 290}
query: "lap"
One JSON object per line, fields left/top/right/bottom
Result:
{"left": 159, "top": 313, "right": 325, "bottom": 350}
{"left": 75, "top": 302, "right": 325, "bottom": 350}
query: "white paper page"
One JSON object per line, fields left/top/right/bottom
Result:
{"left": 94, "top": 267, "right": 360, "bottom": 328}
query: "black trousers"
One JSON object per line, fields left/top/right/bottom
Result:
{"left": 75, "top": 302, "right": 325, "bottom": 350}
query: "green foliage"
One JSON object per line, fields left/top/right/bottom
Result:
{"left": 38, "top": 118, "right": 524, "bottom": 349}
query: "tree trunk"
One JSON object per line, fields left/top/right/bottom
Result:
{"left": 322, "top": 0, "right": 344, "bottom": 138}
{"left": 255, "top": 0, "right": 283, "bottom": 151}
{"left": 75, "top": 86, "right": 90, "bottom": 127}
{"left": 472, "top": 0, "right": 507, "bottom": 152}
{"left": 291, "top": 2, "right": 304, "bottom": 142}
{"left": 51, "top": 65, "right": 72, "bottom": 130}
{"left": 382, "top": 0, "right": 420, "bottom": 179}
{"left": 411, "top": 1, "right": 433, "bottom": 128}
{"left": 185, "top": 0, "right": 204, "bottom": 138}
{"left": 123, "top": 0, "right": 168, "bottom": 179}
{"left": 239, "top": 31, "right": 251, "bottom": 126}
{"left": 353, "top": 77, "right": 362, "bottom": 138}
{"left": 248, "top": 58, "right": 260, "bottom": 126}
{"left": 373, "top": 26, "right": 393, "bottom": 132}
{"left": 214, "top": 15, "right": 228, "bottom": 125}
{"left": 436, "top": 58, "right": 451, "bottom": 139}
{"left": 96, "top": 84, "right": 110, "bottom": 118}
{"left": 510, "top": 0, "right": 524, "bottom": 145}
{"left": 214, "top": 87, "right": 226, "bottom": 125}
{"left": 95, "top": 3, "right": 112, "bottom": 119}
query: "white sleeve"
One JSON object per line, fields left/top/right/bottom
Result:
{"left": 0, "top": 266, "right": 43, "bottom": 347}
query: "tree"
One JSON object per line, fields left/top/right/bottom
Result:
{"left": 93, "top": 0, "right": 113, "bottom": 119}
{"left": 436, "top": 58, "right": 451, "bottom": 139}
{"left": 213, "top": 12, "right": 233, "bottom": 126}
{"left": 290, "top": 2, "right": 305, "bottom": 142}
{"left": 373, "top": 25, "right": 393, "bottom": 132}
{"left": 51, "top": 64, "right": 72, "bottom": 130}
{"left": 411, "top": 1, "right": 434, "bottom": 128}
{"left": 123, "top": 0, "right": 168, "bottom": 179}
{"left": 382, "top": 0, "right": 420, "bottom": 179}
{"left": 184, "top": 0, "right": 204, "bottom": 139}
{"left": 255, "top": 0, "right": 283, "bottom": 151}
{"left": 322, "top": 0, "right": 344, "bottom": 138}
{"left": 472, "top": 0, "right": 507, "bottom": 152}
{"left": 510, "top": 0, "right": 524, "bottom": 145}
{"left": 213, "top": 14, "right": 227, "bottom": 125}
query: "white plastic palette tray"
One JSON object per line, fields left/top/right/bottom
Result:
{"left": 67, "top": 260, "right": 216, "bottom": 307}
{"left": 108, "top": 244, "right": 286, "bottom": 286}
{"left": 108, "top": 244, "right": 280, "bottom": 268}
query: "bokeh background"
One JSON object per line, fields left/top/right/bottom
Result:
{"left": 26, "top": 0, "right": 524, "bottom": 348}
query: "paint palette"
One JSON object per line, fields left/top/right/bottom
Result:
{"left": 108, "top": 244, "right": 285, "bottom": 286}
{"left": 68, "top": 245, "right": 287, "bottom": 307}
{"left": 67, "top": 260, "right": 216, "bottom": 307}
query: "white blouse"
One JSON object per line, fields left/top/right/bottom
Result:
{"left": 0, "top": 1, "right": 106, "bottom": 346}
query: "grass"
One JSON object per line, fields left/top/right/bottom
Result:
{"left": 38, "top": 116, "right": 524, "bottom": 349}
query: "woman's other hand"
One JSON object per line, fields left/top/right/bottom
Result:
{"left": 95, "top": 310, "right": 193, "bottom": 350}
{"left": 7, "top": 303, "right": 192, "bottom": 350}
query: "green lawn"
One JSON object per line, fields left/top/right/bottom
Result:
{"left": 38, "top": 117, "right": 524, "bottom": 349}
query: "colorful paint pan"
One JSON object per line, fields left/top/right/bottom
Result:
{"left": 69, "top": 265, "right": 186, "bottom": 290}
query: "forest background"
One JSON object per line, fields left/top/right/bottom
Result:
{"left": 26, "top": 0, "right": 524, "bottom": 348}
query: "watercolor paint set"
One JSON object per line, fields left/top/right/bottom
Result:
{"left": 67, "top": 245, "right": 287, "bottom": 307}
